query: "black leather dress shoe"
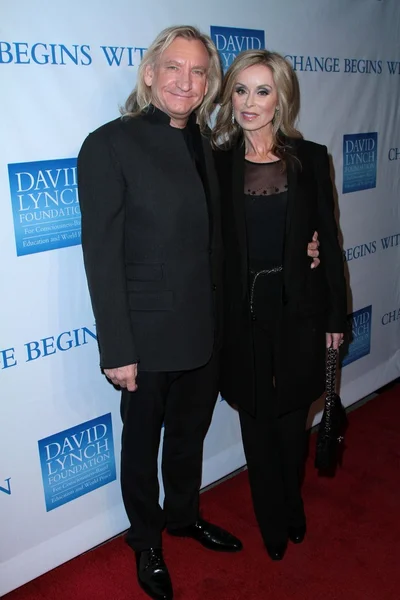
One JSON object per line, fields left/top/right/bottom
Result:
{"left": 136, "top": 548, "right": 173, "bottom": 600}
{"left": 168, "top": 518, "right": 243, "bottom": 552}
{"left": 265, "top": 542, "right": 287, "bottom": 561}
{"left": 288, "top": 524, "right": 306, "bottom": 544}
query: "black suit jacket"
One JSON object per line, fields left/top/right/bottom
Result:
{"left": 78, "top": 107, "right": 222, "bottom": 371}
{"left": 214, "top": 138, "right": 347, "bottom": 415}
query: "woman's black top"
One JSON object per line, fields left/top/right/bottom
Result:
{"left": 244, "top": 159, "right": 288, "bottom": 267}
{"left": 244, "top": 159, "right": 288, "bottom": 326}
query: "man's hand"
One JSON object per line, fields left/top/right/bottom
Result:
{"left": 307, "top": 230, "right": 320, "bottom": 269}
{"left": 104, "top": 364, "right": 138, "bottom": 392}
{"left": 326, "top": 333, "right": 344, "bottom": 350}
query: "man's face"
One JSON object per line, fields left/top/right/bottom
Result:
{"left": 144, "top": 37, "right": 210, "bottom": 127}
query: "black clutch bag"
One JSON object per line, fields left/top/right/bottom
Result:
{"left": 315, "top": 347, "right": 347, "bottom": 471}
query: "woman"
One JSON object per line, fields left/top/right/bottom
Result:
{"left": 212, "top": 50, "right": 347, "bottom": 560}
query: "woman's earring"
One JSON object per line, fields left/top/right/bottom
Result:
{"left": 231, "top": 107, "right": 235, "bottom": 124}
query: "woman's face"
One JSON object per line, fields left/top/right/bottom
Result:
{"left": 232, "top": 64, "right": 279, "bottom": 133}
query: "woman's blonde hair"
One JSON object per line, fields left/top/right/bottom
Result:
{"left": 121, "top": 25, "right": 222, "bottom": 132}
{"left": 212, "top": 50, "right": 302, "bottom": 159}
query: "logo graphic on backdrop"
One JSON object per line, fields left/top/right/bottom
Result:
{"left": 342, "top": 305, "right": 372, "bottom": 367}
{"left": 210, "top": 26, "right": 265, "bottom": 71}
{"left": 38, "top": 413, "right": 116, "bottom": 511}
{"left": 0, "top": 478, "right": 11, "bottom": 496}
{"left": 342, "top": 133, "right": 378, "bottom": 194}
{"left": 8, "top": 158, "right": 80, "bottom": 256}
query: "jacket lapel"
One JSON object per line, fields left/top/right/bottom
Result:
{"left": 285, "top": 140, "right": 299, "bottom": 241}
{"left": 190, "top": 123, "right": 220, "bottom": 247}
{"left": 198, "top": 132, "right": 218, "bottom": 209}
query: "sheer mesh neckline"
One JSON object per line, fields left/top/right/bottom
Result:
{"left": 244, "top": 159, "right": 288, "bottom": 196}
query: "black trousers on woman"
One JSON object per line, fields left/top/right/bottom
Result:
{"left": 239, "top": 316, "right": 309, "bottom": 547}
{"left": 120, "top": 350, "right": 220, "bottom": 551}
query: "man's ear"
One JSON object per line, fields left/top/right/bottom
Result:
{"left": 144, "top": 64, "right": 154, "bottom": 87}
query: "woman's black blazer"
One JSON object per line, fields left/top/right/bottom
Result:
{"left": 214, "top": 137, "right": 347, "bottom": 416}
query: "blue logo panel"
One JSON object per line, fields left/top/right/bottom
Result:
{"left": 8, "top": 157, "right": 80, "bottom": 256}
{"left": 343, "top": 133, "right": 378, "bottom": 194}
{"left": 38, "top": 413, "right": 116, "bottom": 512}
{"left": 342, "top": 305, "right": 372, "bottom": 367}
{"left": 210, "top": 26, "right": 265, "bottom": 72}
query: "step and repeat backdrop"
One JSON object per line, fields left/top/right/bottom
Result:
{"left": 1, "top": 0, "right": 399, "bottom": 594}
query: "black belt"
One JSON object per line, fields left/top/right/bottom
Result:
{"left": 249, "top": 265, "right": 283, "bottom": 318}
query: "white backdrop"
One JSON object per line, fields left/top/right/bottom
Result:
{"left": 1, "top": 0, "right": 399, "bottom": 595}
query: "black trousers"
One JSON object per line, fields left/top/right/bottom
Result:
{"left": 239, "top": 321, "right": 309, "bottom": 546}
{"left": 120, "top": 350, "right": 219, "bottom": 551}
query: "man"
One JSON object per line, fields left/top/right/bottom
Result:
{"left": 78, "top": 26, "right": 320, "bottom": 600}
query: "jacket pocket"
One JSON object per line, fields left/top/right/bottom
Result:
{"left": 128, "top": 290, "right": 173, "bottom": 311}
{"left": 126, "top": 263, "right": 164, "bottom": 281}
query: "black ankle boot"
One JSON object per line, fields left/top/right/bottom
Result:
{"left": 265, "top": 541, "right": 287, "bottom": 561}
{"left": 288, "top": 524, "right": 306, "bottom": 544}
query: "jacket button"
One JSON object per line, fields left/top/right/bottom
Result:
{"left": 208, "top": 248, "right": 213, "bottom": 255}
{"left": 212, "top": 284, "right": 217, "bottom": 291}
{"left": 251, "top": 315, "right": 257, "bottom": 321}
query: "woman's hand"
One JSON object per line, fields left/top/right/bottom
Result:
{"left": 308, "top": 231, "right": 320, "bottom": 269}
{"left": 326, "top": 333, "right": 344, "bottom": 350}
